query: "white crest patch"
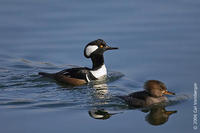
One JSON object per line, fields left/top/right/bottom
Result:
{"left": 90, "top": 64, "right": 107, "bottom": 79}
{"left": 86, "top": 45, "right": 98, "bottom": 57}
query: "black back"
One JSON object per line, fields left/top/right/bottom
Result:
{"left": 56, "top": 67, "right": 97, "bottom": 81}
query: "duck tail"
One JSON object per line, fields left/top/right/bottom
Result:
{"left": 38, "top": 72, "right": 55, "bottom": 78}
{"left": 116, "top": 95, "right": 127, "bottom": 101}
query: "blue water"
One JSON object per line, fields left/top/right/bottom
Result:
{"left": 0, "top": 0, "right": 200, "bottom": 133}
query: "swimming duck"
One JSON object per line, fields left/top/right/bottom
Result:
{"left": 119, "top": 80, "right": 175, "bottom": 107}
{"left": 39, "top": 39, "right": 118, "bottom": 86}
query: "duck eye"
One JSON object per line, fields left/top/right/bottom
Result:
{"left": 100, "top": 45, "right": 104, "bottom": 48}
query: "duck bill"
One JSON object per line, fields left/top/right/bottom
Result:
{"left": 165, "top": 110, "right": 177, "bottom": 115}
{"left": 163, "top": 90, "right": 175, "bottom": 95}
{"left": 105, "top": 46, "right": 119, "bottom": 50}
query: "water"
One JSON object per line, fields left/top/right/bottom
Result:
{"left": 0, "top": 0, "right": 200, "bottom": 132}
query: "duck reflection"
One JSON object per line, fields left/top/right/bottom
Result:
{"left": 92, "top": 83, "right": 109, "bottom": 99}
{"left": 88, "top": 109, "right": 118, "bottom": 120}
{"left": 88, "top": 106, "right": 177, "bottom": 126}
{"left": 145, "top": 106, "right": 177, "bottom": 126}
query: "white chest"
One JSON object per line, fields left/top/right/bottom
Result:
{"left": 90, "top": 64, "right": 107, "bottom": 79}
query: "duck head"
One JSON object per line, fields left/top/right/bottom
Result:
{"left": 84, "top": 39, "right": 118, "bottom": 58}
{"left": 144, "top": 80, "right": 175, "bottom": 97}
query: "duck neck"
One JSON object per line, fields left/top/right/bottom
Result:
{"left": 91, "top": 54, "right": 105, "bottom": 70}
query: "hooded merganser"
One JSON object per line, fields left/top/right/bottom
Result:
{"left": 39, "top": 39, "right": 118, "bottom": 86}
{"left": 119, "top": 80, "right": 175, "bottom": 107}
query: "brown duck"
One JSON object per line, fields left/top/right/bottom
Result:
{"left": 119, "top": 80, "right": 175, "bottom": 107}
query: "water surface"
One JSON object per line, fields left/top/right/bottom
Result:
{"left": 0, "top": 0, "right": 200, "bottom": 133}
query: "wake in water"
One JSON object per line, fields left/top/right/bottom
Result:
{"left": 0, "top": 58, "right": 191, "bottom": 126}
{"left": 0, "top": 58, "right": 126, "bottom": 110}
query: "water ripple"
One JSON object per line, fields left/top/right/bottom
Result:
{"left": 0, "top": 60, "right": 127, "bottom": 110}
